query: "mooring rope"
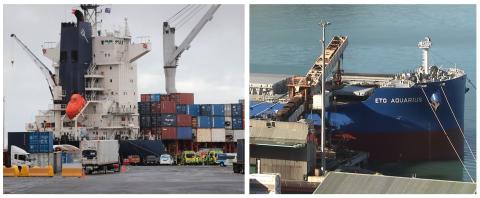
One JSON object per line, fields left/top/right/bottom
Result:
{"left": 440, "top": 86, "right": 476, "bottom": 161}
{"left": 420, "top": 86, "right": 474, "bottom": 182}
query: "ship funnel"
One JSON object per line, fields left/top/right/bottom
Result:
{"left": 72, "top": 9, "right": 84, "bottom": 23}
{"left": 418, "top": 37, "right": 432, "bottom": 75}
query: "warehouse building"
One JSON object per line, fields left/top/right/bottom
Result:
{"left": 250, "top": 119, "right": 316, "bottom": 181}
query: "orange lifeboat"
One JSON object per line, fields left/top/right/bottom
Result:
{"left": 66, "top": 94, "right": 86, "bottom": 119}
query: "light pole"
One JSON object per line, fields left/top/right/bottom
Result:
{"left": 319, "top": 20, "right": 330, "bottom": 176}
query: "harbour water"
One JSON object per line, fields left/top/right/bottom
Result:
{"left": 250, "top": 4, "right": 476, "bottom": 182}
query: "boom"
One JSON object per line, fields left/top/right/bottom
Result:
{"left": 11, "top": 34, "right": 56, "bottom": 99}
{"left": 163, "top": 5, "right": 220, "bottom": 94}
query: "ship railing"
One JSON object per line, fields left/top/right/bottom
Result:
{"left": 109, "top": 106, "right": 136, "bottom": 114}
{"left": 85, "top": 95, "right": 108, "bottom": 101}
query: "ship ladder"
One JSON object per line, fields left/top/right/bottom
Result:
{"left": 419, "top": 86, "right": 475, "bottom": 183}
{"left": 440, "top": 86, "right": 476, "bottom": 161}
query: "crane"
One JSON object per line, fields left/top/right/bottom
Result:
{"left": 163, "top": 5, "right": 220, "bottom": 94}
{"left": 10, "top": 34, "right": 57, "bottom": 100}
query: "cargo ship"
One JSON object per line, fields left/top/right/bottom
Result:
{"left": 16, "top": 4, "right": 151, "bottom": 141}
{"left": 270, "top": 35, "right": 468, "bottom": 162}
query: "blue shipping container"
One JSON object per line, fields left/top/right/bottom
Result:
{"left": 176, "top": 104, "right": 187, "bottom": 114}
{"left": 212, "top": 116, "right": 225, "bottom": 128}
{"left": 231, "top": 104, "right": 243, "bottom": 117}
{"left": 138, "top": 102, "right": 151, "bottom": 114}
{"left": 211, "top": 104, "right": 225, "bottom": 116}
{"left": 187, "top": 104, "right": 200, "bottom": 116}
{"left": 160, "top": 114, "right": 177, "bottom": 126}
{"left": 150, "top": 94, "right": 161, "bottom": 102}
{"left": 197, "top": 116, "right": 211, "bottom": 128}
{"left": 177, "top": 127, "right": 193, "bottom": 140}
{"left": 232, "top": 117, "right": 243, "bottom": 130}
{"left": 200, "top": 104, "right": 212, "bottom": 116}
{"left": 27, "top": 132, "right": 53, "bottom": 153}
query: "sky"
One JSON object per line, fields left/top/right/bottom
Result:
{"left": 2, "top": 4, "right": 245, "bottom": 141}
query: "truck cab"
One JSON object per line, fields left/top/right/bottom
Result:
{"left": 10, "top": 145, "right": 32, "bottom": 167}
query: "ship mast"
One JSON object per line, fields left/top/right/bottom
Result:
{"left": 80, "top": 4, "right": 101, "bottom": 36}
{"left": 418, "top": 37, "right": 432, "bottom": 75}
{"left": 319, "top": 19, "right": 330, "bottom": 176}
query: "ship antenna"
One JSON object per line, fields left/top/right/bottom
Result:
{"left": 418, "top": 37, "right": 432, "bottom": 75}
{"left": 319, "top": 19, "right": 330, "bottom": 176}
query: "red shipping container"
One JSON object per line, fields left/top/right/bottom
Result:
{"left": 160, "top": 101, "right": 176, "bottom": 114}
{"left": 176, "top": 114, "right": 192, "bottom": 127}
{"left": 141, "top": 94, "right": 151, "bottom": 102}
{"left": 161, "top": 127, "right": 177, "bottom": 140}
{"left": 170, "top": 93, "right": 194, "bottom": 104}
{"left": 151, "top": 102, "right": 162, "bottom": 114}
{"left": 160, "top": 94, "right": 171, "bottom": 101}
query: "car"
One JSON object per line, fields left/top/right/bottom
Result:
{"left": 143, "top": 155, "right": 159, "bottom": 165}
{"left": 159, "top": 154, "right": 174, "bottom": 165}
{"left": 180, "top": 151, "right": 200, "bottom": 165}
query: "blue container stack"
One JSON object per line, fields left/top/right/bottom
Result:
{"left": 27, "top": 132, "right": 53, "bottom": 153}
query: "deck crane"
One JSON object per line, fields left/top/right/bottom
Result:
{"left": 10, "top": 34, "right": 61, "bottom": 102}
{"left": 163, "top": 5, "right": 220, "bottom": 94}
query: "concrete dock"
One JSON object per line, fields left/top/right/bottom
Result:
{"left": 3, "top": 166, "right": 244, "bottom": 194}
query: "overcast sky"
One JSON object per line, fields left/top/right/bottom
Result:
{"left": 2, "top": 4, "right": 245, "bottom": 139}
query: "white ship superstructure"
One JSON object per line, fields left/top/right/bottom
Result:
{"left": 24, "top": 5, "right": 150, "bottom": 141}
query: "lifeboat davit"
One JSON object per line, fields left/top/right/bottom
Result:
{"left": 66, "top": 94, "right": 86, "bottom": 119}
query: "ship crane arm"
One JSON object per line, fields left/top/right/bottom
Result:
{"left": 164, "top": 5, "right": 220, "bottom": 65}
{"left": 10, "top": 34, "right": 56, "bottom": 98}
{"left": 162, "top": 4, "right": 220, "bottom": 94}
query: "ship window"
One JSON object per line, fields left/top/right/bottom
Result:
{"left": 60, "top": 51, "right": 67, "bottom": 63}
{"left": 101, "top": 40, "right": 104, "bottom": 45}
{"left": 110, "top": 79, "right": 112, "bottom": 83}
{"left": 110, "top": 66, "right": 112, "bottom": 70}
{"left": 71, "top": 51, "right": 78, "bottom": 63}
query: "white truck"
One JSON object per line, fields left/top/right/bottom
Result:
{"left": 80, "top": 140, "right": 120, "bottom": 174}
{"left": 10, "top": 145, "right": 32, "bottom": 167}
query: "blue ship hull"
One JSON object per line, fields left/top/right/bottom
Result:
{"left": 328, "top": 75, "right": 467, "bottom": 162}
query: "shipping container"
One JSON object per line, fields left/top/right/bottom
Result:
{"left": 138, "top": 102, "right": 151, "bottom": 114}
{"left": 224, "top": 104, "right": 232, "bottom": 117}
{"left": 200, "top": 104, "right": 212, "bottom": 116}
{"left": 150, "top": 94, "right": 161, "bottom": 102}
{"left": 233, "top": 130, "right": 245, "bottom": 142}
{"left": 160, "top": 101, "right": 176, "bottom": 114}
{"left": 140, "top": 115, "right": 151, "bottom": 128}
{"left": 176, "top": 114, "right": 192, "bottom": 127}
{"left": 191, "top": 117, "right": 198, "bottom": 128}
{"left": 80, "top": 140, "right": 119, "bottom": 166}
{"left": 212, "top": 116, "right": 225, "bottom": 128}
{"left": 7, "top": 132, "right": 29, "bottom": 152}
{"left": 160, "top": 94, "right": 171, "bottom": 101}
{"left": 187, "top": 104, "right": 200, "bottom": 116}
{"left": 160, "top": 114, "right": 176, "bottom": 127}
{"left": 151, "top": 115, "right": 160, "bottom": 127}
{"left": 170, "top": 93, "right": 194, "bottom": 104}
{"left": 176, "top": 104, "right": 187, "bottom": 114}
{"left": 212, "top": 104, "right": 225, "bottom": 116}
{"left": 225, "top": 117, "right": 233, "bottom": 129}
{"left": 141, "top": 94, "right": 151, "bottom": 102}
{"left": 151, "top": 102, "right": 162, "bottom": 114}
{"left": 161, "top": 127, "right": 177, "bottom": 140}
{"left": 232, "top": 117, "right": 244, "bottom": 130}
{"left": 231, "top": 104, "right": 243, "bottom": 117}
{"left": 27, "top": 132, "right": 53, "bottom": 153}
{"left": 177, "top": 127, "right": 193, "bottom": 140}
{"left": 211, "top": 129, "right": 226, "bottom": 142}
{"left": 197, "top": 116, "right": 212, "bottom": 128}
{"left": 196, "top": 129, "right": 212, "bottom": 142}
